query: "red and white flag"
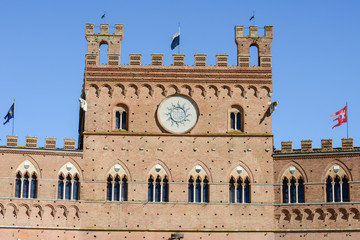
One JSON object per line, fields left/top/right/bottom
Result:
{"left": 331, "top": 106, "right": 347, "bottom": 129}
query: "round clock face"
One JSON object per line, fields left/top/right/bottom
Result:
{"left": 157, "top": 95, "right": 199, "bottom": 134}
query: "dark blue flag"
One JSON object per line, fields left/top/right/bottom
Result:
{"left": 3, "top": 103, "right": 14, "bottom": 125}
{"left": 171, "top": 29, "right": 180, "bottom": 50}
{"left": 101, "top": 12, "right": 106, "bottom": 19}
{"left": 249, "top": 15, "right": 254, "bottom": 21}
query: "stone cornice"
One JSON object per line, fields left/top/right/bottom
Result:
{"left": 0, "top": 147, "right": 83, "bottom": 157}
{"left": 84, "top": 65, "right": 272, "bottom": 84}
{"left": 83, "top": 131, "right": 273, "bottom": 138}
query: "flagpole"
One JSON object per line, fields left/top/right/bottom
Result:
{"left": 346, "top": 101, "right": 349, "bottom": 138}
{"left": 12, "top": 99, "right": 15, "bottom": 136}
{"left": 178, "top": 22, "right": 180, "bottom": 54}
{"left": 253, "top": 11, "right": 255, "bottom": 26}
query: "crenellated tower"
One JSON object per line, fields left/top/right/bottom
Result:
{"left": 235, "top": 25, "right": 273, "bottom": 67}
{"left": 85, "top": 23, "right": 123, "bottom": 65}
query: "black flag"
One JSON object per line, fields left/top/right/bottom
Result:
{"left": 249, "top": 15, "right": 254, "bottom": 21}
{"left": 101, "top": 13, "right": 106, "bottom": 19}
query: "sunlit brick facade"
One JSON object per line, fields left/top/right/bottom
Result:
{"left": 0, "top": 23, "right": 359, "bottom": 240}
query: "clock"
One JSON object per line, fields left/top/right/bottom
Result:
{"left": 157, "top": 95, "right": 199, "bottom": 134}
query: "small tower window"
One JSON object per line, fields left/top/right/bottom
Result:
{"left": 229, "top": 105, "right": 243, "bottom": 132}
{"left": 250, "top": 45, "right": 259, "bottom": 67}
{"left": 99, "top": 43, "right": 108, "bottom": 65}
{"left": 114, "top": 104, "right": 129, "bottom": 131}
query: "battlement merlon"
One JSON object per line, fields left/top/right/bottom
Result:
{"left": 235, "top": 25, "right": 273, "bottom": 67}
{"left": 85, "top": 23, "right": 124, "bottom": 65}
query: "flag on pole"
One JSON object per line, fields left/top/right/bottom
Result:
{"left": 171, "top": 28, "right": 180, "bottom": 50}
{"left": 331, "top": 106, "right": 347, "bottom": 129}
{"left": 249, "top": 15, "right": 254, "bottom": 21}
{"left": 101, "top": 12, "right": 106, "bottom": 19}
{"left": 3, "top": 103, "right": 14, "bottom": 125}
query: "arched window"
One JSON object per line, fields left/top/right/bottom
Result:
{"left": 195, "top": 177, "right": 201, "bottom": 203}
{"left": 325, "top": 165, "right": 350, "bottom": 203}
{"left": 116, "top": 111, "right": 127, "bottom": 130}
{"left": 188, "top": 177, "right": 194, "bottom": 202}
{"left": 203, "top": 177, "right": 209, "bottom": 203}
{"left": 326, "top": 176, "right": 333, "bottom": 202}
{"left": 114, "top": 176, "right": 120, "bottom": 201}
{"left": 290, "top": 177, "right": 296, "bottom": 203}
{"left": 106, "top": 176, "right": 113, "bottom": 201}
{"left": 188, "top": 176, "right": 209, "bottom": 203}
{"left": 14, "top": 160, "right": 39, "bottom": 199}
{"left": 148, "top": 176, "right": 154, "bottom": 202}
{"left": 229, "top": 105, "right": 243, "bottom": 132}
{"left": 73, "top": 175, "right": 79, "bottom": 200}
{"left": 58, "top": 162, "right": 81, "bottom": 201}
{"left": 282, "top": 178, "right": 289, "bottom": 204}
{"left": 229, "top": 178, "right": 235, "bottom": 203}
{"left": 229, "top": 166, "right": 251, "bottom": 203}
{"left": 326, "top": 175, "right": 349, "bottom": 203}
{"left": 155, "top": 176, "right": 161, "bottom": 202}
{"left": 244, "top": 177, "right": 250, "bottom": 203}
{"left": 114, "top": 104, "right": 128, "bottom": 131}
{"left": 30, "top": 174, "right": 37, "bottom": 198}
{"left": 58, "top": 174, "right": 64, "bottom": 200}
{"left": 162, "top": 176, "right": 168, "bottom": 202}
{"left": 121, "top": 176, "right": 128, "bottom": 201}
{"left": 281, "top": 166, "right": 305, "bottom": 204}
{"left": 15, "top": 172, "right": 22, "bottom": 198}
{"left": 298, "top": 177, "right": 305, "bottom": 203}
{"left": 250, "top": 45, "right": 259, "bottom": 67}
{"left": 106, "top": 163, "right": 129, "bottom": 202}
{"left": 99, "top": 42, "right": 108, "bottom": 64}
{"left": 65, "top": 174, "right": 72, "bottom": 200}
{"left": 148, "top": 175, "right": 168, "bottom": 203}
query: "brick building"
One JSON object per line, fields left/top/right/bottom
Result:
{"left": 0, "top": 23, "right": 359, "bottom": 240}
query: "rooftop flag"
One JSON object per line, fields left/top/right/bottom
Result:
{"left": 101, "top": 12, "right": 106, "bottom": 19}
{"left": 331, "top": 105, "right": 347, "bottom": 129}
{"left": 171, "top": 27, "right": 180, "bottom": 50}
{"left": 3, "top": 103, "right": 14, "bottom": 125}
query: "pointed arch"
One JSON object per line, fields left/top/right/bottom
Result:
{"left": 277, "top": 161, "right": 308, "bottom": 183}
{"left": 187, "top": 160, "right": 212, "bottom": 183}
{"left": 105, "top": 160, "right": 131, "bottom": 181}
{"left": 322, "top": 160, "right": 352, "bottom": 181}
{"left": 234, "top": 85, "right": 246, "bottom": 97}
{"left": 147, "top": 159, "right": 172, "bottom": 182}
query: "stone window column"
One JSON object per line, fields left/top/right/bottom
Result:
{"left": 331, "top": 182, "right": 335, "bottom": 203}
{"left": 287, "top": 183, "right": 291, "bottom": 204}
{"left": 160, "top": 182, "right": 163, "bottom": 202}
{"left": 200, "top": 182, "right": 204, "bottom": 203}
{"left": 111, "top": 180, "right": 115, "bottom": 201}
{"left": 62, "top": 179, "right": 66, "bottom": 200}
{"left": 295, "top": 183, "right": 299, "bottom": 203}
{"left": 242, "top": 183, "right": 245, "bottom": 204}
{"left": 20, "top": 177, "right": 24, "bottom": 198}
{"left": 28, "top": 178, "right": 32, "bottom": 199}
{"left": 119, "top": 182, "right": 122, "bottom": 202}
{"left": 340, "top": 181, "right": 343, "bottom": 202}
{"left": 71, "top": 180, "right": 75, "bottom": 200}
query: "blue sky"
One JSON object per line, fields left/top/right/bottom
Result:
{"left": 0, "top": 0, "right": 359, "bottom": 149}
